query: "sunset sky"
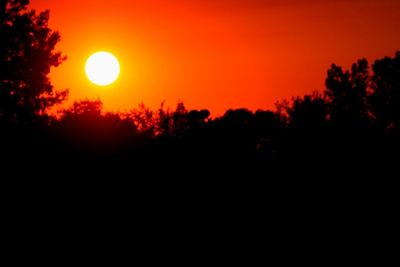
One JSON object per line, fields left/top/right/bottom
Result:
{"left": 31, "top": 0, "right": 400, "bottom": 115}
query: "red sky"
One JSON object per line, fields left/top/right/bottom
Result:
{"left": 31, "top": 0, "right": 400, "bottom": 115}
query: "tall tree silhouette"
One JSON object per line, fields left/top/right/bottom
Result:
{"left": 0, "top": 0, "right": 67, "bottom": 124}
{"left": 369, "top": 51, "right": 400, "bottom": 131}
{"left": 325, "top": 59, "right": 369, "bottom": 128}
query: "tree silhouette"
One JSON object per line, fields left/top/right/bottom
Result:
{"left": 325, "top": 59, "right": 369, "bottom": 128}
{"left": 0, "top": 0, "right": 67, "bottom": 125}
{"left": 369, "top": 51, "right": 400, "bottom": 131}
{"left": 155, "top": 102, "right": 209, "bottom": 137}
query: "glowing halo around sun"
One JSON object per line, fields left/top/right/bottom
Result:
{"left": 85, "top": 52, "right": 120, "bottom": 86}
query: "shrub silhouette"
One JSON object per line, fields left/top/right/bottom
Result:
{"left": 56, "top": 100, "right": 139, "bottom": 158}
{"left": 287, "top": 92, "right": 328, "bottom": 131}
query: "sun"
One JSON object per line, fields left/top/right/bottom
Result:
{"left": 85, "top": 52, "right": 120, "bottom": 86}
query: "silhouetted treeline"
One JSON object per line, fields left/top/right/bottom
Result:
{"left": 1, "top": 49, "right": 399, "bottom": 169}
{"left": 2, "top": 3, "right": 398, "bottom": 254}
{"left": 1, "top": 1, "right": 399, "bottom": 175}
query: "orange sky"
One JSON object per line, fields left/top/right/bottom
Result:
{"left": 31, "top": 0, "right": 400, "bottom": 115}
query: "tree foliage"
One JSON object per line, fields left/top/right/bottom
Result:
{"left": 0, "top": 0, "right": 67, "bottom": 124}
{"left": 325, "top": 59, "right": 369, "bottom": 128}
{"left": 370, "top": 51, "right": 400, "bottom": 131}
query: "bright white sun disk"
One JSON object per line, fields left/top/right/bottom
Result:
{"left": 85, "top": 52, "right": 120, "bottom": 86}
